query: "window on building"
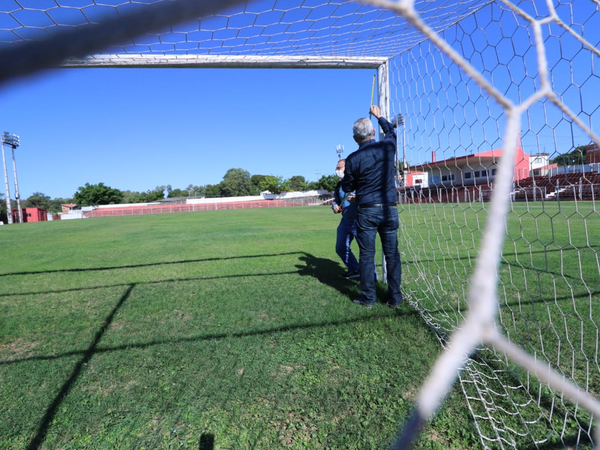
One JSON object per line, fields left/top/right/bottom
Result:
{"left": 475, "top": 171, "right": 480, "bottom": 177}
{"left": 442, "top": 175, "right": 448, "bottom": 181}
{"left": 481, "top": 170, "right": 488, "bottom": 177}
{"left": 465, "top": 172, "right": 472, "bottom": 179}
{"left": 492, "top": 168, "right": 497, "bottom": 175}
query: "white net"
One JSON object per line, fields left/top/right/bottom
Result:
{"left": 386, "top": 0, "right": 600, "bottom": 448}
{"left": 1, "top": 0, "right": 599, "bottom": 449}
{"left": 0, "top": 0, "right": 485, "bottom": 58}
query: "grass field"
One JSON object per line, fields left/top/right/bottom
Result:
{"left": 0, "top": 207, "right": 478, "bottom": 450}
{"left": 2, "top": 202, "right": 598, "bottom": 449}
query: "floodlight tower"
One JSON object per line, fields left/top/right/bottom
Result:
{"left": 1, "top": 132, "right": 13, "bottom": 224}
{"left": 4, "top": 133, "right": 22, "bottom": 223}
{"left": 336, "top": 144, "right": 344, "bottom": 160}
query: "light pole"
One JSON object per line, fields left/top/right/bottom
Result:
{"left": 1, "top": 133, "right": 12, "bottom": 224}
{"left": 391, "top": 113, "right": 405, "bottom": 203}
{"left": 4, "top": 132, "right": 22, "bottom": 223}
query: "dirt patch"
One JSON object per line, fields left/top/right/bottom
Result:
{"left": 0, "top": 338, "right": 39, "bottom": 360}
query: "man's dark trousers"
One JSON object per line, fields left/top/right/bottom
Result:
{"left": 355, "top": 205, "right": 402, "bottom": 306}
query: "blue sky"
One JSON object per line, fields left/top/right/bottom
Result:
{"left": 0, "top": 67, "right": 376, "bottom": 199}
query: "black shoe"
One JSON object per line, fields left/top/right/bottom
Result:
{"left": 353, "top": 298, "right": 374, "bottom": 308}
{"left": 340, "top": 271, "right": 360, "bottom": 280}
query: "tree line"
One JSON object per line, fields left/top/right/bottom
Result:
{"left": 549, "top": 145, "right": 590, "bottom": 166}
{"left": 0, "top": 168, "right": 338, "bottom": 216}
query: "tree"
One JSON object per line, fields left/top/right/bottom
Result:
{"left": 317, "top": 174, "right": 339, "bottom": 192}
{"left": 168, "top": 188, "right": 189, "bottom": 198}
{"left": 186, "top": 184, "right": 203, "bottom": 197}
{"left": 190, "top": 185, "right": 206, "bottom": 197}
{"left": 550, "top": 145, "right": 587, "bottom": 166}
{"left": 73, "top": 182, "right": 124, "bottom": 206}
{"left": 278, "top": 178, "right": 291, "bottom": 192}
{"left": 251, "top": 174, "right": 281, "bottom": 193}
{"left": 287, "top": 175, "right": 308, "bottom": 192}
{"left": 0, "top": 192, "right": 6, "bottom": 223}
{"left": 220, "top": 168, "right": 258, "bottom": 197}
{"left": 48, "top": 197, "right": 73, "bottom": 213}
{"left": 24, "top": 192, "right": 51, "bottom": 210}
{"left": 204, "top": 184, "right": 222, "bottom": 198}
{"left": 122, "top": 186, "right": 165, "bottom": 203}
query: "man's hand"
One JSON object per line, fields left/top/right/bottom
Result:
{"left": 347, "top": 193, "right": 356, "bottom": 203}
{"left": 370, "top": 105, "right": 381, "bottom": 119}
{"left": 332, "top": 204, "right": 342, "bottom": 213}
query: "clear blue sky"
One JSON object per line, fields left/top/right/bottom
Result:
{"left": 0, "top": 67, "right": 377, "bottom": 199}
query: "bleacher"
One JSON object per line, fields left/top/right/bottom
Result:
{"left": 399, "top": 184, "right": 493, "bottom": 204}
{"left": 513, "top": 171, "right": 600, "bottom": 201}
{"left": 398, "top": 170, "right": 600, "bottom": 204}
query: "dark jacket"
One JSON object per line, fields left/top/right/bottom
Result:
{"left": 342, "top": 117, "right": 397, "bottom": 206}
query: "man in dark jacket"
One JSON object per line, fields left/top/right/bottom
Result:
{"left": 342, "top": 105, "right": 402, "bottom": 308}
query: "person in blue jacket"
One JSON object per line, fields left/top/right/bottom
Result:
{"left": 332, "top": 158, "right": 360, "bottom": 279}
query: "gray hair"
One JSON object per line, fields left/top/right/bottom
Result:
{"left": 353, "top": 118, "right": 374, "bottom": 141}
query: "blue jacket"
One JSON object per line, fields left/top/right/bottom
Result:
{"left": 333, "top": 181, "right": 358, "bottom": 221}
{"left": 342, "top": 116, "right": 397, "bottom": 206}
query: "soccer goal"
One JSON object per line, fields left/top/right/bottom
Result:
{"left": 1, "top": 1, "right": 599, "bottom": 448}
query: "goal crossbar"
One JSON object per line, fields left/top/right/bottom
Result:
{"left": 61, "top": 54, "right": 388, "bottom": 69}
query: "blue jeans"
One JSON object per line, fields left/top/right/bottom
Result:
{"left": 356, "top": 205, "right": 402, "bottom": 305}
{"left": 336, "top": 217, "right": 360, "bottom": 273}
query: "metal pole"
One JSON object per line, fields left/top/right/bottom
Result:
{"left": 402, "top": 119, "right": 407, "bottom": 204}
{"left": 396, "top": 115, "right": 400, "bottom": 203}
{"left": 378, "top": 62, "right": 390, "bottom": 284}
{"left": 403, "top": 118, "right": 407, "bottom": 175}
{"left": 1, "top": 138, "right": 13, "bottom": 224}
{"left": 11, "top": 146, "right": 23, "bottom": 223}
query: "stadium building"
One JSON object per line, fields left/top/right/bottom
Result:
{"left": 401, "top": 145, "right": 600, "bottom": 203}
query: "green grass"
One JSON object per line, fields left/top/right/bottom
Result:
{"left": 0, "top": 207, "right": 478, "bottom": 450}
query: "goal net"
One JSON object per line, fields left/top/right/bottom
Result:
{"left": 1, "top": 1, "right": 599, "bottom": 448}
{"left": 387, "top": 1, "right": 600, "bottom": 448}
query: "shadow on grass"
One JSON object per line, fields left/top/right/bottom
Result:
{"left": 2, "top": 309, "right": 417, "bottom": 367}
{"left": 199, "top": 433, "right": 214, "bottom": 450}
{"left": 0, "top": 270, "right": 302, "bottom": 298}
{"left": 19, "top": 312, "right": 421, "bottom": 449}
{"left": 297, "top": 253, "right": 396, "bottom": 306}
{"left": 10, "top": 257, "right": 417, "bottom": 449}
{"left": 26, "top": 284, "right": 136, "bottom": 450}
{"left": 0, "top": 251, "right": 305, "bottom": 277}
{"left": 296, "top": 253, "right": 358, "bottom": 300}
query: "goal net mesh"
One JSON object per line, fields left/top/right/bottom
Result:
{"left": 389, "top": 1, "right": 600, "bottom": 448}
{"left": 1, "top": 1, "right": 599, "bottom": 448}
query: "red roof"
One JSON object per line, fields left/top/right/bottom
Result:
{"left": 411, "top": 147, "right": 525, "bottom": 169}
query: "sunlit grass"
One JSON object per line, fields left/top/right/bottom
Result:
{"left": 0, "top": 207, "right": 477, "bottom": 450}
